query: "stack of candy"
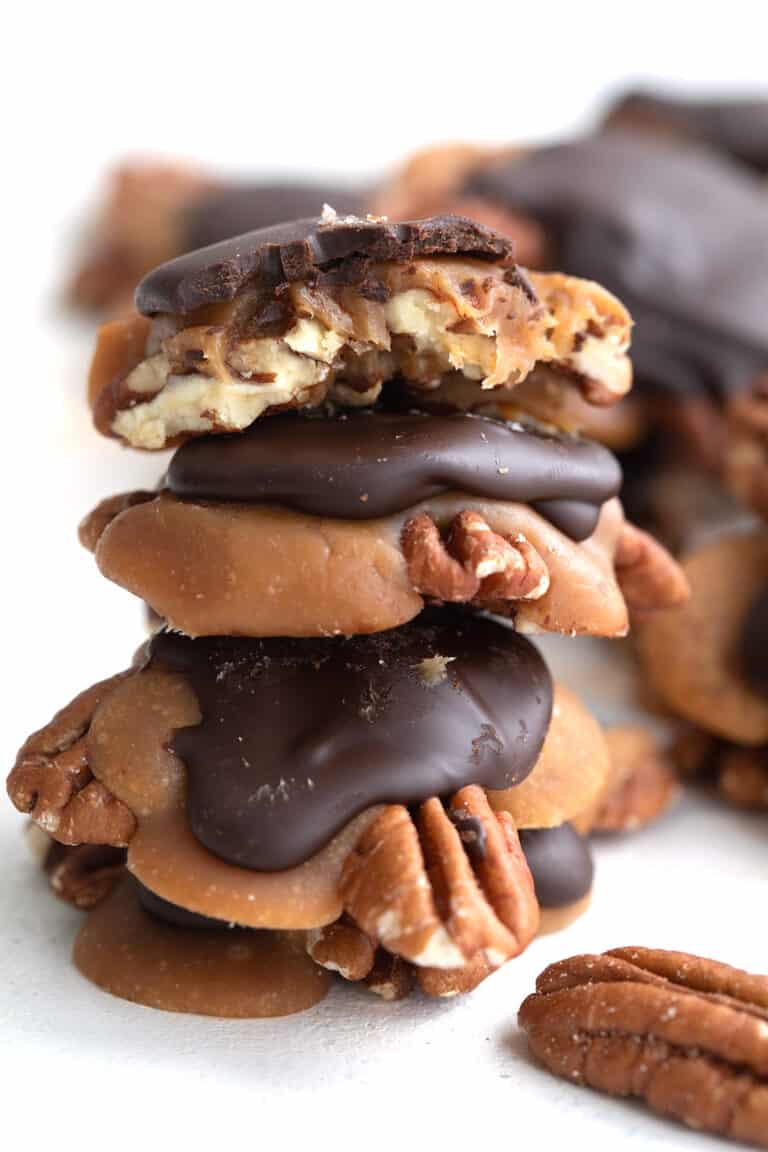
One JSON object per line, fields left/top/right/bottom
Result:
{"left": 8, "top": 213, "right": 687, "bottom": 1015}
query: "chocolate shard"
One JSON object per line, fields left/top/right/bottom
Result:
{"left": 135, "top": 213, "right": 520, "bottom": 316}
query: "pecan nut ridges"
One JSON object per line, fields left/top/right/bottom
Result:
{"left": 519, "top": 948, "right": 768, "bottom": 1147}
{"left": 7, "top": 671, "right": 136, "bottom": 846}
{"left": 340, "top": 785, "right": 539, "bottom": 973}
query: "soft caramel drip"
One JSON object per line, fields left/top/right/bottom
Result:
{"left": 74, "top": 881, "right": 330, "bottom": 1017}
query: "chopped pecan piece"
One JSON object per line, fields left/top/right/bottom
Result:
{"left": 364, "top": 951, "right": 416, "bottom": 1001}
{"left": 402, "top": 511, "right": 548, "bottom": 607}
{"left": 614, "top": 521, "right": 690, "bottom": 616}
{"left": 520, "top": 947, "right": 768, "bottom": 1147}
{"left": 340, "top": 785, "right": 539, "bottom": 973}
{"left": 305, "top": 919, "right": 376, "bottom": 982}
{"left": 672, "top": 727, "right": 768, "bottom": 812}
{"left": 587, "top": 727, "right": 680, "bottom": 833}
{"left": 7, "top": 672, "right": 136, "bottom": 846}
{"left": 44, "top": 840, "right": 126, "bottom": 909}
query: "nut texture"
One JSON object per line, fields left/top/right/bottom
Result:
{"left": 7, "top": 672, "right": 137, "bottom": 846}
{"left": 340, "top": 784, "right": 539, "bottom": 972}
{"left": 44, "top": 841, "right": 126, "bottom": 909}
{"left": 402, "top": 511, "right": 548, "bottom": 606}
{"left": 305, "top": 920, "right": 376, "bottom": 982}
{"left": 519, "top": 947, "right": 768, "bottom": 1147}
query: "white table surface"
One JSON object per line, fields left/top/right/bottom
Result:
{"left": 3, "top": 21, "right": 768, "bottom": 1140}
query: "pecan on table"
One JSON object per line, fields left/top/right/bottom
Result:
{"left": 519, "top": 947, "right": 768, "bottom": 1147}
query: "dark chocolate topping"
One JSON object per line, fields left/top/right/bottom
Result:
{"left": 136, "top": 213, "right": 518, "bottom": 316}
{"left": 607, "top": 91, "right": 768, "bottom": 174}
{"left": 167, "top": 411, "right": 622, "bottom": 541}
{"left": 518, "top": 823, "right": 594, "bottom": 908}
{"left": 468, "top": 133, "right": 768, "bottom": 401}
{"left": 742, "top": 586, "right": 768, "bottom": 696}
{"left": 148, "top": 612, "right": 552, "bottom": 872}
{"left": 183, "top": 183, "right": 369, "bottom": 253}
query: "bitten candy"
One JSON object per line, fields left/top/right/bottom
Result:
{"left": 87, "top": 212, "right": 631, "bottom": 451}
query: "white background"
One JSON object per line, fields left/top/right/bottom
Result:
{"left": 2, "top": 2, "right": 767, "bottom": 1149}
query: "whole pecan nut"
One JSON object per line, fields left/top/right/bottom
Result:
{"left": 340, "top": 784, "right": 539, "bottom": 973}
{"left": 7, "top": 672, "right": 137, "bottom": 846}
{"left": 519, "top": 947, "right": 768, "bottom": 1147}
{"left": 402, "top": 511, "right": 548, "bottom": 607}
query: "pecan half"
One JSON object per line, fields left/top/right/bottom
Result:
{"left": 519, "top": 947, "right": 768, "bottom": 1147}
{"left": 614, "top": 521, "right": 690, "bottom": 616}
{"left": 305, "top": 919, "right": 377, "bottom": 982}
{"left": 402, "top": 511, "right": 548, "bottom": 607}
{"left": 44, "top": 841, "right": 126, "bottom": 909}
{"left": 340, "top": 785, "right": 539, "bottom": 972}
{"left": 587, "top": 727, "right": 680, "bottom": 833}
{"left": 7, "top": 672, "right": 136, "bottom": 846}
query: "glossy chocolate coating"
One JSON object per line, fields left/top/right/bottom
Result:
{"left": 149, "top": 612, "right": 552, "bottom": 872}
{"left": 606, "top": 91, "right": 768, "bottom": 174}
{"left": 183, "top": 183, "right": 369, "bottom": 253}
{"left": 136, "top": 213, "right": 520, "bottom": 316}
{"left": 168, "top": 412, "right": 622, "bottom": 541}
{"left": 743, "top": 587, "right": 768, "bottom": 696}
{"left": 518, "top": 823, "right": 594, "bottom": 907}
{"left": 468, "top": 133, "right": 768, "bottom": 402}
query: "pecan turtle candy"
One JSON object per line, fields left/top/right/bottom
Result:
{"left": 8, "top": 619, "right": 611, "bottom": 1015}
{"left": 519, "top": 947, "right": 768, "bottom": 1147}
{"left": 78, "top": 409, "right": 687, "bottom": 639}
{"left": 87, "top": 212, "right": 632, "bottom": 451}
{"left": 638, "top": 532, "right": 768, "bottom": 807}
